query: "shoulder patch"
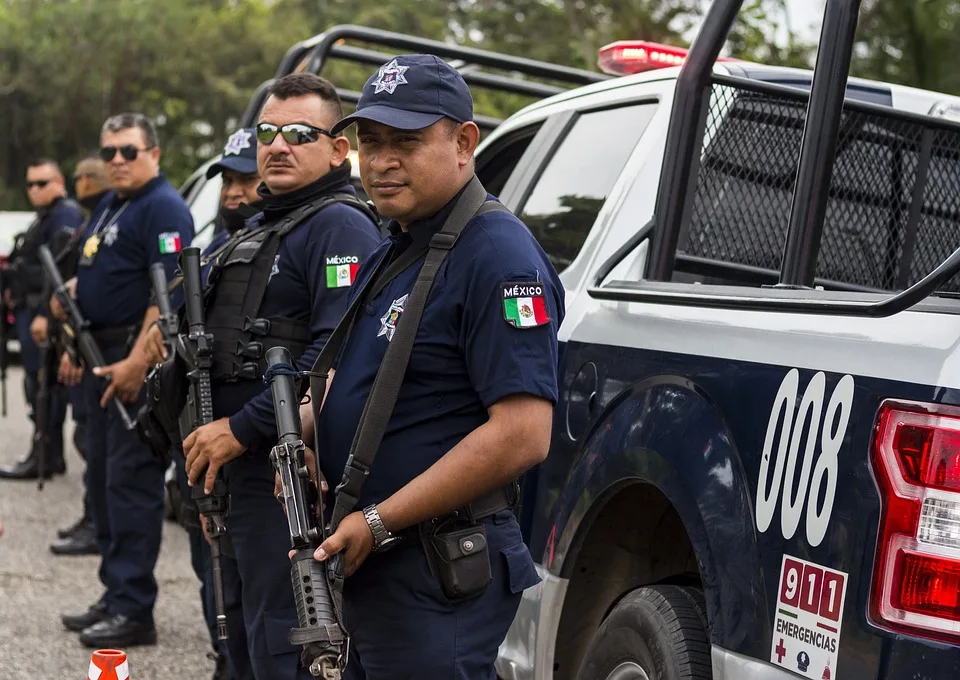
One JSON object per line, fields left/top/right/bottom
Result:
{"left": 158, "top": 231, "right": 182, "bottom": 254}
{"left": 325, "top": 255, "right": 360, "bottom": 288}
{"left": 501, "top": 280, "right": 550, "bottom": 329}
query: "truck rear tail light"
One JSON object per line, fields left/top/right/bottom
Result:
{"left": 596, "top": 40, "right": 738, "bottom": 76}
{"left": 871, "top": 402, "right": 960, "bottom": 643}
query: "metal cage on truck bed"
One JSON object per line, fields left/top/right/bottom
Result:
{"left": 678, "top": 75, "right": 960, "bottom": 294}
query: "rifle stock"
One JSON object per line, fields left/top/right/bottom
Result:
{"left": 175, "top": 246, "right": 229, "bottom": 642}
{"left": 38, "top": 245, "right": 135, "bottom": 430}
{"left": 266, "top": 345, "right": 346, "bottom": 679}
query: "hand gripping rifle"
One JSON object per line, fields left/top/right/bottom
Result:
{"left": 265, "top": 346, "right": 347, "bottom": 679}
{"left": 175, "top": 246, "right": 229, "bottom": 641}
{"left": 38, "top": 244, "right": 136, "bottom": 430}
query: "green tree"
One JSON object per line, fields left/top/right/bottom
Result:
{"left": 725, "top": 0, "right": 815, "bottom": 68}
{"left": 852, "top": 0, "right": 960, "bottom": 95}
{"left": 0, "top": 0, "right": 306, "bottom": 209}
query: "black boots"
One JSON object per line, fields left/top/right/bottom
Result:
{"left": 0, "top": 438, "right": 66, "bottom": 479}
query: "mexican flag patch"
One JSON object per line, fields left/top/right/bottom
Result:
{"left": 158, "top": 232, "right": 182, "bottom": 254}
{"left": 502, "top": 281, "right": 550, "bottom": 329}
{"left": 325, "top": 255, "right": 360, "bottom": 288}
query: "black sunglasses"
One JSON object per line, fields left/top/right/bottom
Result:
{"left": 255, "top": 122, "right": 334, "bottom": 146}
{"left": 26, "top": 180, "right": 50, "bottom": 189}
{"left": 99, "top": 144, "right": 154, "bottom": 162}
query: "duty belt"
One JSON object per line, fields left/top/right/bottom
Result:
{"left": 393, "top": 480, "right": 520, "bottom": 548}
{"left": 91, "top": 325, "right": 136, "bottom": 349}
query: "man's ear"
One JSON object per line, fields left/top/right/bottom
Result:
{"left": 457, "top": 122, "right": 481, "bottom": 168}
{"left": 330, "top": 136, "right": 352, "bottom": 168}
{"left": 149, "top": 145, "right": 162, "bottom": 166}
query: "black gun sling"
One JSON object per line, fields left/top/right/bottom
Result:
{"left": 305, "top": 175, "right": 517, "bottom": 538}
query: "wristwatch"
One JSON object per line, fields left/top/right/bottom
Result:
{"left": 363, "top": 504, "right": 400, "bottom": 552}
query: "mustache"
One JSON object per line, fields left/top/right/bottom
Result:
{"left": 265, "top": 153, "right": 293, "bottom": 167}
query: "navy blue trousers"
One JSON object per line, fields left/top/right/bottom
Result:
{"left": 223, "top": 450, "right": 313, "bottom": 680}
{"left": 174, "top": 454, "right": 252, "bottom": 680}
{"left": 341, "top": 511, "right": 539, "bottom": 679}
{"left": 15, "top": 309, "right": 67, "bottom": 437}
{"left": 83, "top": 344, "right": 165, "bottom": 622}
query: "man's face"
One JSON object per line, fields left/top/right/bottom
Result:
{"left": 220, "top": 169, "right": 261, "bottom": 210}
{"left": 100, "top": 127, "right": 160, "bottom": 196}
{"left": 256, "top": 94, "right": 349, "bottom": 195}
{"left": 357, "top": 119, "right": 475, "bottom": 226}
{"left": 73, "top": 160, "right": 107, "bottom": 201}
{"left": 25, "top": 164, "right": 64, "bottom": 209}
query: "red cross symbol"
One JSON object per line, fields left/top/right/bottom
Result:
{"left": 775, "top": 638, "right": 787, "bottom": 663}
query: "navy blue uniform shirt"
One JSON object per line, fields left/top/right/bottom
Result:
{"left": 222, "top": 184, "right": 382, "bottom": 448}
{"left": 76, "top": 174, "right": 194, "bottom": 330}
{"left": 316, "top": 187, "right": 565, "bottom": 510}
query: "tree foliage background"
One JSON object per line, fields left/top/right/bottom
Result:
{"left": 0, "top": 0, "right": 953, "bottom": 210}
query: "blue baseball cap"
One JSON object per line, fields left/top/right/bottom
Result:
{"left": 206, "top": 128, "right": 258, "bottom": 178}
{"left": 331, "top": 54, "right": 473, "bottom": 135}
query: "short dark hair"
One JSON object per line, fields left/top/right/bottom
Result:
{"left": 27, "top": 157, "right": 60, "bottom": 173}
{"left": 101, "top": 112, "right": 159, "bottom": 148}
{"left": 266, "top": 73, "right": 344, "bottom": 123}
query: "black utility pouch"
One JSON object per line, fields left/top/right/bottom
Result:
{"left": 421, "top": 518, "right": 493, "bottom": 603}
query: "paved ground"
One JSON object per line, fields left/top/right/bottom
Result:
{"left": 0, "top": 366, "right": 215, "bottom": 679}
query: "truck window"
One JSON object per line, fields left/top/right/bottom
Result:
{"left": 476, "top": 124, "right": 541, "bottom": 198}
{"left": 676, "top": 81, "right": 960, "bottom": 292}
{"left": 518, "top": 103, "right": 658, "bottom": 272}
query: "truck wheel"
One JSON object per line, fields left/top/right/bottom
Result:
{"left": 575, "top": 585, "right": 711, "bottom": 680}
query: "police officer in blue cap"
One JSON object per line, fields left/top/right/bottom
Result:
{"left": 182, "top": 74, "right": 381, "bottom": 680}
{"left": 299, "top": 54, "right": 564, "bottom": 678}
{"left": 54, "top": 112, "right": 194, "bottom": 647}
{"left": 138, "top": 131, "right": 264, "bottom": 680}
{"left": 174, "top": 127, "right": 262, "bottom": 680}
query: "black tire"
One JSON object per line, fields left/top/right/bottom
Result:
{"left": 574, "top": 585, "right": 712, "bottom": 680}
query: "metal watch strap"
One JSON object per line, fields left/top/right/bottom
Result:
{"left": 363, "top": 504, "right": 393, "bottom": 550}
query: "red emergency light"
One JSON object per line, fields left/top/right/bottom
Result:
{"left": 597, "top": 40, "right": 738, "bottom": 76}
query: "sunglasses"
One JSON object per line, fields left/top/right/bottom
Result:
{"left": 255, "top": 122, "right": 334, "bottom": 146}
{"left": 99, "top": 144, "right": 154, "bottom": 162}
{"left": 26, "top": 180, "right": 50, "bottom": 189}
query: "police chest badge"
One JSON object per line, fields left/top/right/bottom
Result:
{"left": 378, "top": 294, "right": 408, "bottom": 342}
{"left": 501, "top": 281, "right": 550, "bottom": 329}
{"left": 103, "top": 223, "right": 119, "bottom": 247}
{"left": 82, "top": 234, "right": 101, "bottom": 260}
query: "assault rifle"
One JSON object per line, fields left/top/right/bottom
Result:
{"left": 38, "top": 245, "right": 135, "bottom": 430}
{"left": 0, "top": 266, "right": 8, "bottom": 417}
{"left": 266, "top": 346, "right": 346, "bottom": 679}
{"left": 175, "top": 246, "right": 229, "bottom": 641}
{"left": 149, "top": 263, "right": 179, "bottom": 345}
{"left": 34, "top": 338, "right": 53, "bottom": 490}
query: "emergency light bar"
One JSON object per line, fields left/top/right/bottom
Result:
{"left": 597, "top": 40, "right": 738, "bottom": 76}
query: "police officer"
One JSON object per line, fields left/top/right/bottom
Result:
{"left": 55, "top": 112, "right": 194, "bottom": 648}
{"left": 165, "top": 128, "right": 262, "bottom": 680}
{"left": 49, "top": 152, "right": 111, "bottom": 556}
{"left": 182, "top": 74, "right": 381, "bottom": 680}
{"left": 303, "top": 55, "right": 564, "bottom": 678}
{"left": 0, "top": 158, "right": 83, "bottom": 480}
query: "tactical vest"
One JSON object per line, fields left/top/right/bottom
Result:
{"left": 203, "top": 192, "right": 379, "bottom": 382}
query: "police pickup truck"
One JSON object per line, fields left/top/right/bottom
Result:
{"left": 466, "top": 3, "right": 960, "bottom": 680}
{"left": 183, "top": 7, "right": 960, "bottom": 677}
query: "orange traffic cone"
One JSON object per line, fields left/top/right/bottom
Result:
{"left": 87, "top": 649, "right": 130, "bottom": 680}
